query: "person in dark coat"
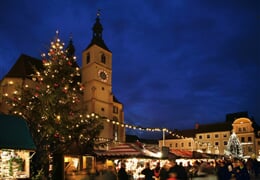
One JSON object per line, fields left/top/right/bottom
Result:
{"left": 231, "top": 158, "right": 250, "bottom": 180}
{"left": 159, "top": 163, "right": 168, "bottom": 180}
{"left": 216, "top": 160, "right": 231, "bottom": 180}
{"left": 153, "top": 162, "right": 160, "bottom": 180}
{"left": 168, "top": 160, "right": 187, "bottom": 180}
{"left": 178, "top": 162, "right": 188, "bottom": 180}
{"left": 141, "top": 162, "right": 154, "bottom": 180}
{"left": 118, "top": 162, "right": 129, "bottom": 180}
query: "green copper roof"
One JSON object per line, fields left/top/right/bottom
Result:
{"left": 0, "top": 114, "right": 36, "bottom": 150}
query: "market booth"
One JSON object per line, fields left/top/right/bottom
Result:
{"left": 95, "top": 142, "right": 176, "bottom": 179}
{"left": 0, "top": 114, "right": 36, "bottom": 179}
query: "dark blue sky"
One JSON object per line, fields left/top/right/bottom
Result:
{"left": 0, "top": 1, "right": 259, "bottom": 138}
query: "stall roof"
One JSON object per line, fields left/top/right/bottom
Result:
{"left": 95, "top": 143, "right": 163, "bottom": 159}
{"left": 169, "top": 149, "right": 219, "bottom": 159}
{"left": 0, "top": 114, "right": 36, "bottom": 150}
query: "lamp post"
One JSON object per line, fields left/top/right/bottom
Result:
{"left": 162, "top": 128, "right": 166, "bottom": 146}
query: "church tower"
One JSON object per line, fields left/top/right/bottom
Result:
{"left": 81, "top": 13, "right": 125, "bottom": 143}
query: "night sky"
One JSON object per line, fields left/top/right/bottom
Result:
{"left": 0, "top": 1, "right": 259, "bottom": 138}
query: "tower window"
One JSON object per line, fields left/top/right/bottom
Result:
{"left": 101, "top": 108, "right": 104, "bottom": 112}
{"left": 113, "top": 106, "right": 118, "bottom": 114}
{"left": 113, "top": 117, "right": 118, "bottom": 141}
{"left": 101, "top": 54, "right": 106, "bottom": 64}
{"left": 86, "top": 53, "right": 90, "bottom": 64}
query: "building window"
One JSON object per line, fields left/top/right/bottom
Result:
{"left": 215, "top": 134, "right": 219, "bottom": 138}
{"left": 238, "top": 128, "right": 242, "bottom": 132}
{"left": 188, "top": 142, "right": 191, "bottom": 147}
{"left": 86, "top": 53, "right": 90, "bottom": 64}
{"left": 248, "top": 137, "right": 252, "bottom": 142}
{"left": 224, "top": 141, "right": 227, "bottom": 145}
{"left": 101, "top": 54, "right": 106, "bottom": 64}
{"left": 223, "top": 134, "right": 227, "bottom": 138}
{"left": 102, "top": 87, "right": 105, "bottom": 90}
{"left": 181, "top": 143, "right": 184, "bottom": 147}
{"left": 258, "top": 141, "right": 260, "bottom": 146}
{"left": 170, "top": 144, "right": 172, "bottom": 147}
{"left": 199, "top": 135, "right": 202, "bottom": 139}
{"left": 241, "top": 137, "right": 245, "bottom": 142}
{"left": 215, "top": 142, "right": 219, "bottom": 146}
{"left": 101, "top": 108, "right": 104, "bottom": 111}
{"left": 243, "top": 127, "right": 246, "bottom": 132}
{"left": 175, "top": 143, "right": 178, "bottom": 148}
{"left": 207, "top": 134, "right": 210, "bottom": 139}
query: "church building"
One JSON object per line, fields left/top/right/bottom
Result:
{"left": 0, "top": 14, "right": 125, "bottom": 143}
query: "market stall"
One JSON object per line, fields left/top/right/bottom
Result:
{"left": 95, "top": 142, "right": 174, "bottom": 179}
{"left": 0, "top": 114, "right": 36, "bottom": 179}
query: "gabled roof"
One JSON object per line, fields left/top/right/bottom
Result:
{"left": 0, "top": 114, "right": 36, "bottom": 150}
{"left": 4, "top": 54, "right": 43, "bottom": 79}
{"left": 196, "top": 122, "right": 232, "bottom": 133}
{"left": 113, "top": 95, "right": 121, "bottom": 104}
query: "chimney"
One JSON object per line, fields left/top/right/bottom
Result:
{"left": 195, "top": 123, "right": 199, "bottom": 130}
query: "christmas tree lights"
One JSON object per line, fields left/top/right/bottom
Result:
{"left": 4, "top": 31, "right": 103, "bottom": 177}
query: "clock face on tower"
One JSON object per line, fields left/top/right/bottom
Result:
{"left": 98, "top": 70, "right": 108, "bottom": 82}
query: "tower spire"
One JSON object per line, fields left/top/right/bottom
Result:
{"left": 92, "top": 10, "right": 103, "bottom": 40}
{"left": 66, "top": 33, "right": 75, "bottom": 58}
{"left": 85, "top": 10, "right": 109, "bottom": 51}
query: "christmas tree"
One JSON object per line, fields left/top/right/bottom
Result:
{"left": 225, "top": 131, "right": 243, "bottom": 158}
{"left": 5, "top": 31, "right": 103, "bottom": 178}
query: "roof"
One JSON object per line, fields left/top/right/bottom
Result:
{"left": 4, "top": 54, "right": 43, "bottom": 79}
{"left": 170, "top": 149, "right": 216, "bottom": 159}
{"left": 0, "top": 114, "right": 36, "bottom": 150}
{"left": 113, "top": 95, "right": 122, "bottom": 104}
{"left": 196, "top": 122, "right": 232, "bottom": 133}
{"left": 95, "top": 143, "right": 161, "bottom": 159}
{"left": 85, "top": 16, "right": 111, "bottom": 52}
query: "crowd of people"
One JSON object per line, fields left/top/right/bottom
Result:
{"left": 216, "top": 157, "right": 259, "bottom": 180}
{"left": 87, "top": 157, "right": 260, "bottom": 180}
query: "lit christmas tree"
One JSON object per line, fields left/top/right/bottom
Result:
{"left": 5, "top": 31, "right": 103, "bottom": 178}
{"left": 226, "top": 131, "right": 243, "bottom": 158}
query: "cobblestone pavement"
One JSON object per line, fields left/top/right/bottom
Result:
{"left": 65, "top": 172, "right": 89, "bottom": 180}
{"left": 65, "top": 173, "right": 218, "bottom": 180}
{"left": 192, "top": 174, "right": 217, "bottom": 180}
